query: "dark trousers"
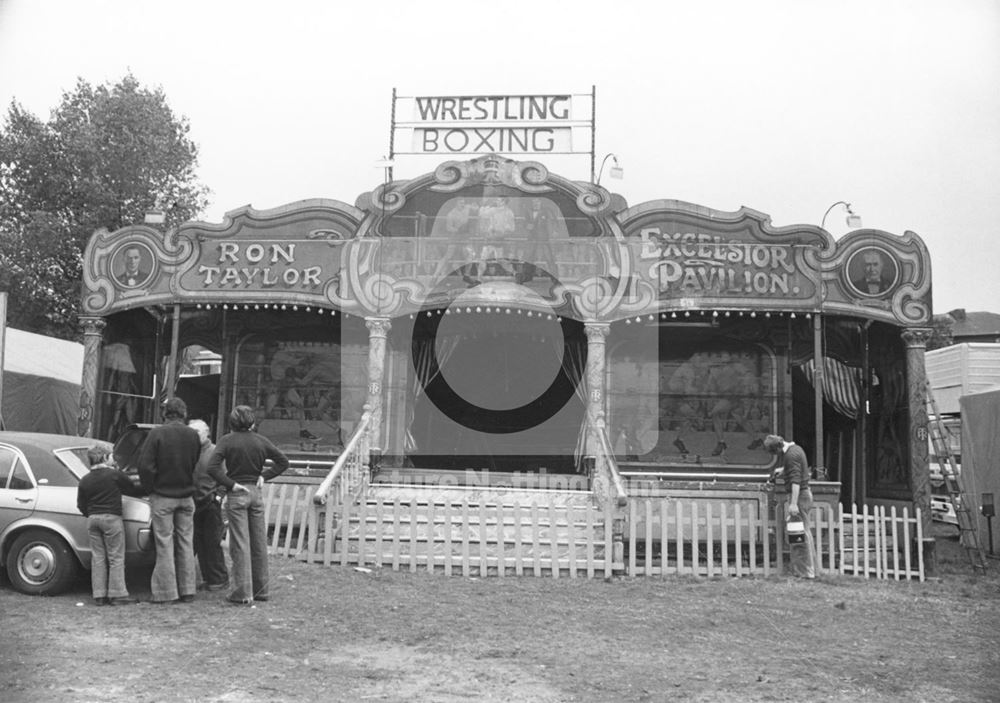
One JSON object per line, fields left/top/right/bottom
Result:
{"left": 193, "top": 498, "right": 229, "bottom": 587}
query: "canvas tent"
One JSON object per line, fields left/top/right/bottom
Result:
{"left": 959, "top": 386, "right": 1000, "bottom": 555}
{"left": 1, "top": 327, "right": 83, "bottom": 435}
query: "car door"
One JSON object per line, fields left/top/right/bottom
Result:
{"left": 0, "top": 444, "right": 38, "bottom": 532}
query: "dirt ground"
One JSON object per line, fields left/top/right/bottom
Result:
{"left": 1, "top": 526, "right": 998, "bottom": 703}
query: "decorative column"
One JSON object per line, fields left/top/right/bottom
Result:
{"left": 78, "top": 316, "right": 107, "bottom": 437}
{"left": 902, "top": 328, "right": 934, "bottom": 541}
{"left": 584, "top": 322, "right": 610, "bottom": 456}
{"left": 364, "top": 317, "right": 392, "bottom": 455}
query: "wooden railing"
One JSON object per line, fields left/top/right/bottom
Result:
{"left": 623, "top": 498, "right": 925, "bottom": 581}
{"left": 324, "top": 492, "right": 619, "bottom": 578}
{"left": 306, "top": 411, "right": 372, "bottom": 561}
{"left": 838, "top": 503, "right": 925, "bottom": 581}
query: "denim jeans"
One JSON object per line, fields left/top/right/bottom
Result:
{"left": 150, "top": 494, "right": 196, "bottom": 601}
{"left": 88, "top": 514, "right": 128, "bottom": 599}
{"left": 226, "top": 485, "right": 269, "bottom": 601}
{"left": 788, "top": 487, "right": 817, "bottom": 579}
{"left": 194, "top": 498, "right": 229, "bottom": 587}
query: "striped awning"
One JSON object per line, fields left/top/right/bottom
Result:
{"left": 799, "top": 357, "right": 865, "bottom": 419}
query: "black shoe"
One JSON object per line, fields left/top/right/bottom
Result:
{"left": 109, "top": 597, "right": 139, "bottom": 606}
{"left": 227, "top": 597, "right": 253, "bottom": 605}
{"left": 179, "top": 594, "right": 195, "bottom": 603}
{"left": 299, "top": 429, "right": 320, "bottom": 441}
{"left": 149, "top": 598, "right": 178, "bottom": 605}
{"left": 747, "top": 438, "right": 764, "bottom": 450}
{"left": 206, "top": 582, "right": 229, "bottom": 592}
{"left": 94, "top": 597, "right": 110, "bottom": 606}
{"left": 711, "top": 441, "right": 727, "bottom": 456}
{"left": 673, "top": 438, "right": 689, "bottom": 455}
{"left": 254, "top": 595, "right": 269, "bottom": 602}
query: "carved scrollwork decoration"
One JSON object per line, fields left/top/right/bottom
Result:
{"left": 370, "top": 182, "right": 407, "bottom": 215}
{"left": 577, "top": 185, "right": 615, "bottom": 217}
{"left": 431, "top": 160, "right": 472, "bottom": 192}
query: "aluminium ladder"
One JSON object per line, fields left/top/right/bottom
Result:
{"left": 926, "top": 381, "right": 987, "bottom": 573}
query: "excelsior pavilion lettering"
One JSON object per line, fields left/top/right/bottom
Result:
{"left": 638, "top": 228, "right": 801, "bottom": 296}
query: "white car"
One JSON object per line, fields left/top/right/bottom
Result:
{"left": 0, "top": 432, "right": 155, "bottom": 595}
{"left": 930, "top": 495, "right": 958, "bottom": 528}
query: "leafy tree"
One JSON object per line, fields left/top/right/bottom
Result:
{"left": 926, "top": 314, "right": 955, "bottom": 351}
{"left": 0, "top": 74, "right": 209, "bottom": 338}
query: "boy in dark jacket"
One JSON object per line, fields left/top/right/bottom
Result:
{"left": 77, "top": 445, "right": 145, "bottom": 605}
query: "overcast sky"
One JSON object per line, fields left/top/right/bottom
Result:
{"left": 1, "top": 0, "right": 997, "bottom": 314}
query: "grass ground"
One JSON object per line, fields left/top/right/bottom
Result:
{"left": 1, "top": 525, "right": 997, "bottom": 702}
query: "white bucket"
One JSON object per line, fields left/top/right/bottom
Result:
{"left": 786, "top": 517, "right": 806, "bottom": 544}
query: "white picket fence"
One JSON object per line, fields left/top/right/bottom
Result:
{"left": 838, "top": 503, "right": 925, "bottom": 581}
{"left": 259, "top": 481, "right": 926, "bottom": 582}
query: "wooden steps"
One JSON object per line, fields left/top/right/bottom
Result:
{"left": 311, "top": 484, "right": 618, "bottom": 577}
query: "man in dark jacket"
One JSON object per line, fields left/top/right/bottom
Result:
{"left": 208, "top": 405, "right": 289, "bottom": 604}
{"left": 138, "top": 397, "right": 202, "bottom": 603}
{"left": 77, "top": 445, "right": 146, "bottom": 605}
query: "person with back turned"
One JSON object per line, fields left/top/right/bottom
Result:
{"left": 77, "top": 445, "right": 146, "bottom": 605}
{"left": 207, "top": 405, "right": 289, "bottom": 605}
{"left": 764, "top": 434, "right": 817, "bottom": 579}
{"left": 138, "top": 397, "right": 202, "bottom": 603}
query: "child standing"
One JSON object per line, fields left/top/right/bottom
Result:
{"left": 76, "top": 445, "right": 146, "bottom": 605}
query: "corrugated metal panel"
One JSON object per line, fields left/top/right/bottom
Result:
{"left": 926, "top": 343, "right": 1000, "bottom": 414}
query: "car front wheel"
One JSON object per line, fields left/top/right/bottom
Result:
{"left": 5, "top": 529, "right": 80, "bottom": 595}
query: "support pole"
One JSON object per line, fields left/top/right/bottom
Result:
{"left": 584, "top": 322, "right": 610, "bottom": 458}
{"left": 0, "top": 291, "right": 6, "bottom": 430}
{"left": 165, "top": 304, "right": 181, "bottom": 403}
{"left": 902, "top": 328, "right": 934, "bottom": 537}
{"left": 813, "top": 314, "right": 824, "bottom": 471}
{"left": 78, "top": 317, "right": 107, "bottom": 437}
{"left": 858, "top": 322, "right": 871, "bottom": 507}
{"left": 364, "top": 317, "right": 392, "bottom": 455}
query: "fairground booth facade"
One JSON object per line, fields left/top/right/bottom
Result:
{"left": 77, "top": 152, "right": 936, "bottom": 580}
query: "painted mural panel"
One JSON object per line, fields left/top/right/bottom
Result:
{"left": 232, "top": 335, "right": 367, "bottom": 454}
{"left": 608, "top": 329, "right": 778, "bottom": 470}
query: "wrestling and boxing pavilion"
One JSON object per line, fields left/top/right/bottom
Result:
{"left": 77, "top": 154, "right": 936, "bottom": 579}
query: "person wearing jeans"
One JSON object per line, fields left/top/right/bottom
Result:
{"left": 76, "top": 445, "right": 145, "bottom": 605}
{"left": 208, "top": 405, "right": 289, "bottom": 604}
{"left": 139, "top": 397, "right": 202, "bottom": 603}
{"left": 764, "top": 434, "right": 817, "bottom": 579}
{"left": 224, "top": 483, "right": 269, "bottom": 602}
